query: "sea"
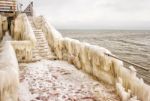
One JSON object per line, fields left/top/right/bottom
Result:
{"left": 59, "top": 29, "right": 150, "bottom": 84}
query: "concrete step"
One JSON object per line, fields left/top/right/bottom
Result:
{"left": 37, "top": 43, "right": 48, "bottom": 46}
{"left": 36, "top": 38, "right": 46, "bottom": 41}
{"left": 34, "top": 32, "right": 43, "bottom": 34}
{"left": 36, "top": 33, "right": 44, "bottom": 35}
{"left": 39, "top": 45, "right": 49, "bottom": 48}
{"left": 35, "top": 35, "right": 45, "bottom": 38}
{"left": 35, "top": 33, "right": 44, "bottom": 35}
{"left": 38, "top": 47, "right": 49, "bottom": 50}
{"left": 35, "top": 37, "right": 45, "bottom": 39}
{"left": 33, "top": 29, "right": 42, "bottom": 32}
{"left": 38, "top": 42, "right": 48, "bottom": 45}
{"left": 35, "top": 38, "right": 45, "bottom": 41}
{"left": 29, "top": 20, "right": 56, "bottom": 61}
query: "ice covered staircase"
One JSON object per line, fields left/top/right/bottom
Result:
{"left": 29, "top": 19, "right": 55, "bottom": 62}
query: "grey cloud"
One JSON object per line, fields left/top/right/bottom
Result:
{"left": 21, "top": 0, "right": 150, "bottom": 29}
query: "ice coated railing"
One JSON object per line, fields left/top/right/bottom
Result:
{"left": 0, "top": 41, "right": 19, "bottom": 101}
{"left": 32, "top": 16, "right": 150, "bottom": 101}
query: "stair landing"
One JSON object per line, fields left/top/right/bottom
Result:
{"left": 19, "top": 60, "right": 120, "bottom": 101}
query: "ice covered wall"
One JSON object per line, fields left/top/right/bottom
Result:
{"left": 0, "top": 15, "right": 8, "bottom": 41}
{"left": 32, "top": 16, "right": 150, "bottom": 101}
{"left": 0, "top": 15, "right": 3, "bottom": 41}
{"left": 14, "top": 13, "right": 36, "bottom": 46}
{"left": 13, "top": 13, "right": 36, "bottom": 62}
{"left": 0, "top": 41, "right": 19, "bottom": 101}
{"left": 11, "top": 41, "right": 33, "bottom": 63}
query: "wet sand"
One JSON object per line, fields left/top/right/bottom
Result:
{"left": 60, "top": 30, "right": 150, "bottom": 84}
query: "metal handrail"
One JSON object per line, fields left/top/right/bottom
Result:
{"left": 104, "top": 53, "right": 149, "bottom": 71}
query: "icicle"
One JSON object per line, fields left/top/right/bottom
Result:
{"left": 36, "top": 16, "right": 150, "bottom": 101}
{"left": 0, "top": 15, "right": 3, "bottom": 41}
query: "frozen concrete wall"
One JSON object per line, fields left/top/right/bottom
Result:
{"left": 14, "top": 13, "right": 36, "bottom": 46}
{"left": 13, "top": 13, "right": 36, "bottom": 62}
{"left": 0, "top": 41, "right": 19, "bottom": 101}
{"left": 0, "top": 15, "right": 8, "bottom": 41}
{"left": 0, "top": 15, "right": 2, "bottom": 41}
{"left": 33, "top": 16, "right": 150, "bottom": 101}
{"left": 11, "top": 41, "right": 33, "bottom": 62}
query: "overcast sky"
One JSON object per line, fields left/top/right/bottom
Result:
{"left": 21, "top": 0, "right": 150, "bottom": 29}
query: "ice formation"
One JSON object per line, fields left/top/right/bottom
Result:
{"left": 14, "top": 14, "right": 36, "bottom": 46}
{"left": 0, "top": 15, "right": 8, "bottom": 41}
{"left": 13, "top": 14, "right": 23, "bottom": 40}
{"left": 0, "top": 13, "right": 150, "bottom": 101}
{"left": 11, "top": 41, "right": 33, "bottom": 62}
{"left": 12, "top": 14, "right": 37, "bottom": 62}
{"left": 32, "top": 16, "right": 150, "bottom": 101}
{"left": 0, "top": 15, "right": 2, "bottom": 40}
{"left": 0, "top": 42, "right": 19, "bottom": 101}
{"left": 2, "top": 17, "right": 8, "bottom": 33}
{"left": 0, "top": 13, "right": 37, "bottom": 101}
{"left": 0, "top": 13, "right": 38, "bottom": 100}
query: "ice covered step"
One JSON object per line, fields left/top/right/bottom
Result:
{"left": 38, "top": 46, "right": 49, "bottom": 49}
{"left": 32, "top": 54, "right": 42, "bottom": 60}
{"left": 33, "top": 29, "right": 42, "bottom": 32}
{"left": 37, "top": 43, "right": 48, "bottom": 45}
{"left": 34, "top": 31, "right": 43, "bottom": 33}
{"left": 32, "top": 55, "right": 42, "bottom": 59}
{"left": 38, "top": 43, "right": 48, "bottom": 46}
{"left": 35, "top": 38, "right": 46, "bottom": 41}
{"left": 34, "top": 32, "right": 44, "bottom": 35}
{"left": 35, "top": 32, "right": 44, "bottom": 34}
{"left": 37, "top": 45, "right": 48, "bottom": 48}
{"left": 38, "top": 48, "right": 50, "bottom": 52}
{"left": 37, "top": 43, "right": 48, "bottom": 46}
{"left": 39, "top": 47, "right": 50, "bottom": 50}
{"left": 36, "top": 38, "right": 46, "bottom": 40}
{"left": 31, "top": 58, "right": 41, "bottom": 62}
{"left": 35, "top": 35, "right": 43, "bottom": 37}
{"left": 36, "top": 39, "right": 47, "bottom": 42}
{"left": 35, "top": 35, "right": 45, "bottom": 37}
{"left": 35, "top": 33, "right": 44, "bottom": 36}
{"left": 35, "top": 35, "right": 45, "bottom": 38}
{"left": 35, "top": 37, "right": 45, "bottom": 40}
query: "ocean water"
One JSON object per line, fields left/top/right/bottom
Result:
{"left": 60, "top": 30, "right": 150, "bottom": 83}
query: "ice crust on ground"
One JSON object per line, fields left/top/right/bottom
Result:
{"left": 19, "top": 59, "right": 120, "bottom": 101}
